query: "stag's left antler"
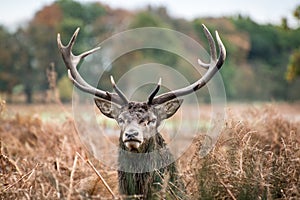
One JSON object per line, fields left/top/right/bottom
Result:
{"left": 57, "top": 28, "right": 128, "bottom": 105}
{"left": 149, "top": 24, "right": 226, "bottom": 105}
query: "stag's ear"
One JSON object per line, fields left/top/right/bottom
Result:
{"left": 154, "top": 99, "right": 183, "bottom": 120}
{"left": 94, "top": 98, "right": 121, "bottom": 119}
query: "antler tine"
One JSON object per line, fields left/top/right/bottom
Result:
{"left": 215, "top": 30, "right": 227, "bottom": 69}
{"left": 57, "top": 28, "right": 79, "bottom": 51}
{"left": 57, "top": 28, "right": 100, "bottom": 87}
{"left": 57, "top": 28, "right": 126, "bottom": 105}
{"left": 147, "top": 78, "right": 162, "bottom": 105}
{"left": 197, "top": 24, "right": 217, "bottom": 69}
{"left": 151, "top": 25, "right": 226, "bottom": 105}
{"left": 67, "top": 27, "right": 79, "bottom": 51}
{"left": 110, "top": 76, "right": 129, "bottom": 104}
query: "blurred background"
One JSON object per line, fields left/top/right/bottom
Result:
{"left": 0, "top": 0, "right": 300, "bottom": 104}
{"left": 1, "top": 2, "right": 300, "bottom": 198}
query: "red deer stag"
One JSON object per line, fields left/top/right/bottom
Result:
{"left": 57, "top": 24, "right": 226, "bottom": 199}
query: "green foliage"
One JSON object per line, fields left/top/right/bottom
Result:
{"left": 130, "top": 11, "right": 166, "bottom": 28}
{"left": 1, "top": 2, "right": 300, "bottom": 103}
{"left": 0, "top": 27, "right": 18, "bottom": 93}
{"left": 231, "top": 16, "right": 300, "bottom": 100}
{"left": 58, "top": 18, "right": 85, "bottom": 51}
{"left": 219, "top": 62, "right": 238, "bottom": 99}
{"left": 57, "top": 0, "right": 105, "bottom": 24}
{"left": 57, "top": 0, "right": 84, "bottom": 19}
{"left": 83, "top": 2, "right": 106, "bottom": 23}
{"left": 57, "top": 75, "right": 73, "bottom": 102}
{"left": 233, "top": 17, "right": 279, "bottom": 62}
{"left": 286, "top": 48, "right": 300, "bottom": 82}
{"left": 293, "top": 5, "right": 300, "bottom": 22}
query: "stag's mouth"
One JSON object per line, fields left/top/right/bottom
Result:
{"left": 124, "top": 139, "right": 141, "bottom": 143}
{"left": 124, "top": 139, "right": 142, "bottom": 151}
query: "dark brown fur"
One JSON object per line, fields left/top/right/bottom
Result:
{"left": 118, "top": 129, "right": 183, "bottom": 199}
{"left": 95, "top": 100, "right": 185, "bottom": 199}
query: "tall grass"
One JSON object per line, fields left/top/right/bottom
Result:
{"left": 185, "top": 106, "right": 300, "bottom": 199}
{"left": 0, "top": 103, "right": 299, "bottom": 199}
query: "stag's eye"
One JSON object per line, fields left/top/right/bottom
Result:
{"left": 147, "top": 118, "right": 157, "bottom": 126}
{"left": 117, "top": 118, "right": 125, "bottom": 125}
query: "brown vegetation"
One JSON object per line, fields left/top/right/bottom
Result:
{"left": 0, "top": 102, "right": 299, "bottom": 199}
{"left": 184, "top": 105, "right": 300, "bottom": 199}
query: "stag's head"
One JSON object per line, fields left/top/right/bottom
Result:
{"left": 57, "top": 25, "right": 226, "bottom": 153}
{"left": 95, "top": 97, "right": 182, "bottom": 152}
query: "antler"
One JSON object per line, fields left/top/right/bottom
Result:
{"left": 57, "top": 25, "right": 225, "bottom": 106}
{"left": 151, "top": 24, "right": 226, "bottom": 105}
{"left": 147, "top": 78, "right": 162, "bottom": 105}
{"left": 57, "top": 28, "right": 128, "bottom": 105}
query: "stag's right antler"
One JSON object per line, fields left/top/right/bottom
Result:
{"left": 150, "top": 24, "right": 226, "bottom": 105}
{"left": 57, "top": 28, "right": 128, "bottom": 105}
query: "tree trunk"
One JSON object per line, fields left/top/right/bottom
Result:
{"left": 25, "top": 85, "right": 33, "bottom": 104}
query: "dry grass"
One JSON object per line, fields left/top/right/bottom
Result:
{"left": 184, "top": 105, "right": 300, "bottom": 199}
{"left": 0, "top": 102, "right": 299, "bottom": 199}
{"left": 0, "top": 102, "right": 118, "bottom": 199}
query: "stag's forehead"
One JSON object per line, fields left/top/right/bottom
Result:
{"left": 120, "top": 102, "right": 155, "bottom": 120}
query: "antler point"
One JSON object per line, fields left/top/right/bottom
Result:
{"left": 110, "top": 75, "right": 116, "bottom": 86}
{"left": 57, "top": 33, "right": 64, "bottom": 48}
{"left": 75, "top": 27, "right": 80, "bottom": 34}
{"left": 202, "top": 24, "right": 209, "bottom": 32}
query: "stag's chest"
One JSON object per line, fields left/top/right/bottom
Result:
{"left": 118, "top": 169, "right": 165, "bottom": 198}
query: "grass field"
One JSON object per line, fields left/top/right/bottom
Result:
{"left": 0, "top": 101, "right": 299, "bottom": 199}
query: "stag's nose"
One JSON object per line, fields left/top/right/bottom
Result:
{"left": 125, "top": 130, "right": 139, "bottom": 139}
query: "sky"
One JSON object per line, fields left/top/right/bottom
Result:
{"left": 0, "top": 0, "right": 299, "bottom": 30}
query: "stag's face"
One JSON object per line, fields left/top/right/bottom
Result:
{"left": 95, "top": 99, "right": 183, "bottom": 152}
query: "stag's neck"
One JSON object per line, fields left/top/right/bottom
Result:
{"left": 118, "top": 132, "right": 172, "bottom": 172}
{"left": 118, "top": 132, "right": 184, "bottom": 199}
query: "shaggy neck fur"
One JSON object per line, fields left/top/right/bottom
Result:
{"left": 118, "top": 131, "right": 183, "bottom": 199}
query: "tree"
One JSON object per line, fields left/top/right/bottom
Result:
{"left": 281, "top": 17, "right": 289, "bottom": 30}
{"left": 286, "top": 49, "right": 300, "bottom": 82}
{"left": 16, "top": 0, "right": 107, "bottom": 103}
{"left": 24, "top": 3, "right": 62, "bottom": 103}
{"left": 14, "top": 28, "right": 34, "bottom": 103}
{"left": 285, "top": 5, "right": 300, "bottom": 82}
{"left": 293, "top": 5, "right": 300, "bottom": 24}
{"left": 130, "top": 11, "right": 166, "bottom": 28}
{"left": 0, "top": 26, "right": 20, "bottom": 102}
